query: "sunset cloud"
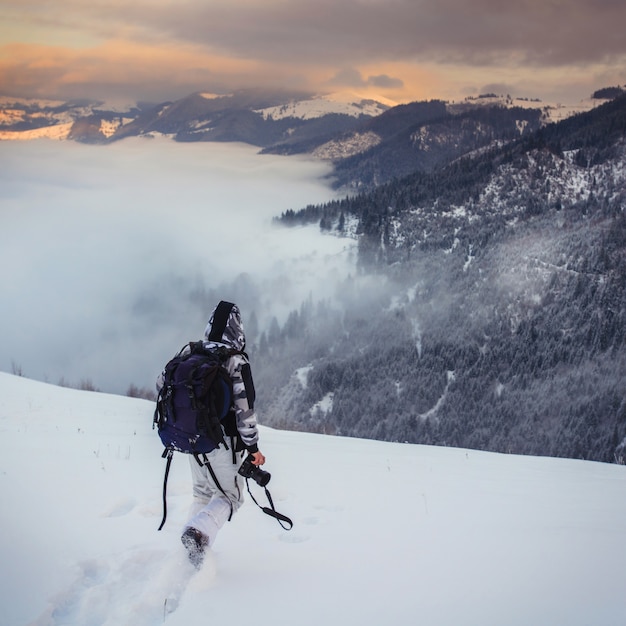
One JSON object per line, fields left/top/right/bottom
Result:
{"left": 0, "top": 0, "right": 625, "bottom": 103}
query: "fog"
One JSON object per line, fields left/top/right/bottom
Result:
{"left": 0, "top": 138, "right": 355, "bottom": 393}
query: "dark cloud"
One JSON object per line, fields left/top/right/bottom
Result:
{"left": 327, "top": 68, "right": 367, "bottom": 88}
{"left": 140, "top": 0, "right": 626, "bottom": 68}
{"left": 18, "top": 0, "right": 621, "bottom": 69}
{"left": 1, "top": 0, "right": 625, "bottom": 103}
{"left": 368, "top": 74, "right": 404, "bottom": 89}
{"left": 327, "top": 68, "right": 404, "bottom": 90}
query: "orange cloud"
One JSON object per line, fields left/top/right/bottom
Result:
{"left": 0, "top": 39, "right": 292, "bottom": 100}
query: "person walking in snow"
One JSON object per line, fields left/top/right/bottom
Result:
{"left": 157, "top": 300, "right": 265, "bottom": 567}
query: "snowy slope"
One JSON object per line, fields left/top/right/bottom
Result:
{"left": 446, "top": 93, "right": 607, "bottom": 123}
{"left": 0, "top": 122, "right": 74, "bottom": 141}
{"left": 255, "top": 92, "right": 395, "bottom": 120}
{"left": 0, "top": 97, "right": 133, "bottom": 141}
{"left": 1, "top": 372, "right": 625, "bottom": 626}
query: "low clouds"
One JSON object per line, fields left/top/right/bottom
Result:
{"left": 0, "top": 139, "right": 354, "bottom": 393}
{"left": 1, "top": 0, "right": 626, "bottom": 108}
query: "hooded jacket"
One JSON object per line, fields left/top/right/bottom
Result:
{"left": 202, "top": 301, "right": 259, "bottom": 454}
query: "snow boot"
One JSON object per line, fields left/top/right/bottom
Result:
{"left": 181, "top": 527, "right": 209, "bottom": 569}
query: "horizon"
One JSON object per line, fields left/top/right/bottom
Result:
{"left": 0, "top": 84, "right": 621, "bottom": 111}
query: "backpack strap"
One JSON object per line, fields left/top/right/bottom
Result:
{"left": 157, "top": 449, "right": 174, "bottom": 531}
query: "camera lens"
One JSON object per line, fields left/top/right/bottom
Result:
{"left": 253, "top": 466, "right": 271, "bottom": 487}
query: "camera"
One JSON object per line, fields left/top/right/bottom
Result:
{"left": 238, "top": 454, "right": 271, "bottom": 487}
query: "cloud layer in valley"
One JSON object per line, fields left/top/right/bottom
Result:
{"left": 0, "top": 138, "right": 354, "bottom": 393}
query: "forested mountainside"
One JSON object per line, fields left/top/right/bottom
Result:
{"left": 256, "top": 94, "right": 626, "bottom": 463}
{"left": 320, "top": 102, "right": 544, "bottom": 190}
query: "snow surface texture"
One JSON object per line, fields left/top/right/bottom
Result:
{"left": 1, "top": 371, "right": 625, "bottom": 626}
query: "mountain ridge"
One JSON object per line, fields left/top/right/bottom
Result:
{"left": 1, "top": 87, "right": 617, "bottom": 195}
{"left": 0, "top": 87, "right": 611, "bottom": 145}
{"left": 0, "top": 89, "right": 389, "bottom": 145}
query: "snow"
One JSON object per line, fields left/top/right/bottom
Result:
{"left": 1, "top": 371, "right": 626, "bottom": 626}
{"left": 0, "top": 122, "right": 73, "bottom": 141}
{"left": 295, "top": 365, "right": 313, "bottom": 389}
{"left": 463, "top": 243, "right": 475, "bottom": 271}
{"left": 446, "top": 94, "right": 607, "bottom": 125}
{"left": 99, "top": 118, "right": 131, "bottom": 138}
{"left": 6, "top": 117, "right": 134, "bottom": 141}
{"left": 312, "top": 131, "right": 382, "bottom": 160}
{"left": 419, "top": 371, "right": 456, "bottom": 421}
{"left": 256, "top": 92, "right": 393, "bottom": 121}
{"left": 309, "top": 391, "right": 334, "bottom": 417}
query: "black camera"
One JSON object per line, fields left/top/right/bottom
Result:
{"left": 238, "top": 454, "right": 271, "bottom": 487}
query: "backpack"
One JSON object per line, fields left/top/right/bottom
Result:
{"left": 153, "top": 340, "right": 239, "bottom": 529}
{"left": 154, "top": 341, "right": 235, "bottom": 455}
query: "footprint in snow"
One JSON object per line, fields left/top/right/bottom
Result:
{"left": 28, "top": 546, "right": 208, "bottom": 626}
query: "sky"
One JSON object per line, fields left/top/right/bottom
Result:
{"left": 0, "top": 138, "right": 355, "bottom": 394}
{"left": 2, "top": 371, "right": 626, "bottom": 626}
{"left": 1, "top": 0, "right": 625, "bottom": 106}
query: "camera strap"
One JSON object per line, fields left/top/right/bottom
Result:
{"left": 244, "top": 479, "right": 294, "bottom": 530}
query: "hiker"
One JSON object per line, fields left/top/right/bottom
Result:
{"left": 157, "top": 301, "right": 265, "bottom": 566}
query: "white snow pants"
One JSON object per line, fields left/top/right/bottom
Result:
{"left": 185, "top": 445, "right": 245, "bottom": 546}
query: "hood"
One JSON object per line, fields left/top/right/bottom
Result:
{"left": 204, "top": 300, "right": 246, "bottom": 351}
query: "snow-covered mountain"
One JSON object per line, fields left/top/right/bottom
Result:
{"left": 0, "top": 90, "right": 392, "bottom": 145}
{"left": 255, "top": 91, "right": 395, "bottom": 120}
{"left": 0, "top": 88, "right": 614, "bottom": 148}
{"left": 0, "top": 95, "right": 139, "bottom": 141}
{"left": 1, "top": 371, "right": 625, "bottom": 626}
{"left": 445, "top": 92, "right": 608, "bottom": 124}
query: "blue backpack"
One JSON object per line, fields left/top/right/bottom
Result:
{"left": 154, "top": 341, "right": 235, "bottom": 454}
{"left": 154, "top": 341, "right": 237, "bottom": 529}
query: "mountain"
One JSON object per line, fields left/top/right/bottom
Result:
{"left": 2, "top": 372, "right": 626, "bottom": 626}
{"left": 0, "top": 90, "right": 392, "bottom": 147}
{"left": 0, "top": 89, "right": 609, "bottom": 166}
{"left": 282, "top": 93, "right": 620, "bottom": 191}
{"left": 0, "top": 95, "right": 143, "bottom": 141}
{"left": 0, "top": 88, "right": 613, "bottom": 196}
{"left": 310, "top": 100, "right": 545, "bottom": 190}
{"left": 260, "top": 94, "right": 626, "bottom": 464}
{"left": 2, "top": 86, "right": 625, "bottom": 466}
